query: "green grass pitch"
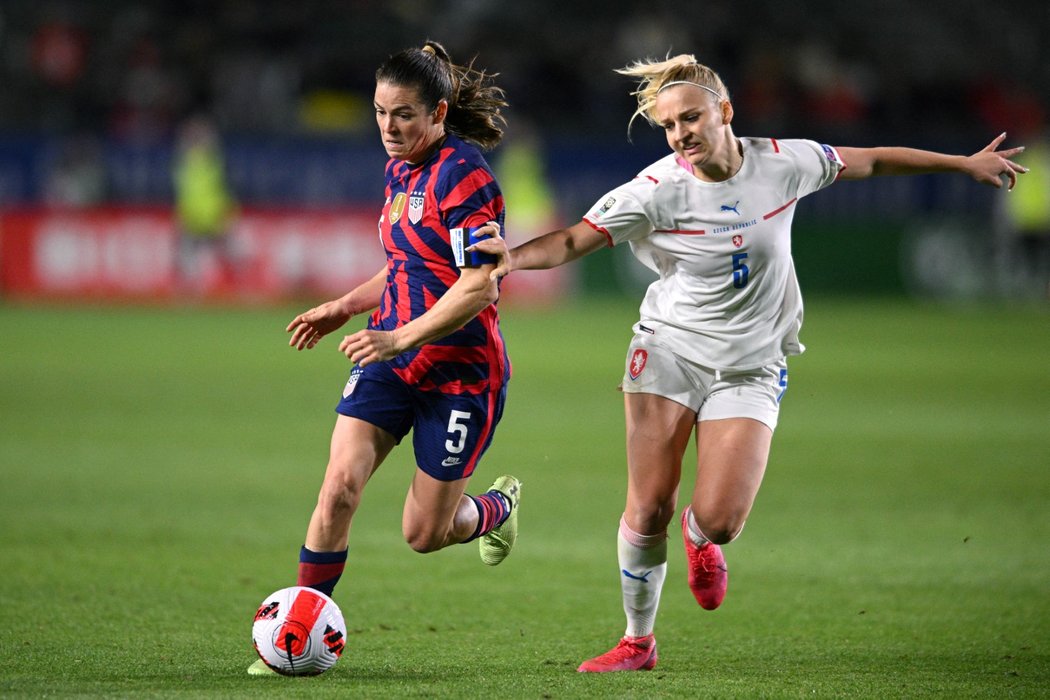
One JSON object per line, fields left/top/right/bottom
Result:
{"left": 1, "top": 297, "right": 1047, "bottom": 698}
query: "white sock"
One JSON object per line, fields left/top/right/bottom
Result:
{"left": 617, "top": 515, "right": 667, "bottom": 638}
{"left": 685, "top": 507, "right": 711, "bottom": 547}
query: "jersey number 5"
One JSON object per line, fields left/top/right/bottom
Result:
{"left": 732, "top": 252, "right": 750, "bottom": 289}
{"left": 445, "top": 410, "right": 472, "bottom": 454}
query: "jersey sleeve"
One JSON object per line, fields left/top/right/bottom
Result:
{"left": 581, "top": 177, "right": 657, "bottom": 246}
{"left": 440, "top": 160, "right": 504, "bottom": 231}
{"left": 780, "top": 139, "right": 846, "bottom": 199}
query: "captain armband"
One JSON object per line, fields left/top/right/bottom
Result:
{"left": 451, "top": 225, "right": 498, "bottom": 268}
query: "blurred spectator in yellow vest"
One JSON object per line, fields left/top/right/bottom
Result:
{"left": 173, "top": 115, "right": 238, "bottom": 296}
{"left": 495, "top": 123, "right": 557, "bottom": 232}
{"left": 1000, "top": 129, "right": 1050, "bottom": 298}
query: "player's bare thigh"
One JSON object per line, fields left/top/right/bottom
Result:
{"left": 623, "top": 392, "right": 697, "bottom": 535}
{"left": 306, "top": 415, "right": 397, "bottom": 551}
{"left": 690, "top": 417, "right": 772, "bottom": 544}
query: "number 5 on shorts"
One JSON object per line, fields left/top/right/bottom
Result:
{"left": 445, "top": 410, "right": 472, "bottom": 454}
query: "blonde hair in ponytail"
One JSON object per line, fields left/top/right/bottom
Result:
{"left": 616, "top": 54, "right": 730, "bottom": 135}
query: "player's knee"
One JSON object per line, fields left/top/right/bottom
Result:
{"left": 402, "top": 519, "right": 447, "bottom": 553}
{"left": 703, "top": 524, "right": 743, "bottom": 545}
{"left": 316, "top": 472, "right": 364, "bottom": 519}
{"left": 693, "top": 510, "right": 746, "bottom": 545}
{"left": 627, "top": 498, "right": 677, "bottom": 533}
{"left": 403, "top": 529, "right": 444, "bottom": 554}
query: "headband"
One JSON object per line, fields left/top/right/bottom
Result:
{"left": 657, "top": 80, "right": 723, "bottom": 100}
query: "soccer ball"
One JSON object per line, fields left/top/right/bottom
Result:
{"left": 252, "top": 586, "right": 346, "bottom": 676}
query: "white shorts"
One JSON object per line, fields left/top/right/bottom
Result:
{"left": 620, "top": 333, "right": 787, "bottom": 431}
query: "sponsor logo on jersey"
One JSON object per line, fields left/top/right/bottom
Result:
{"left": 821, "top": 143, "right": 841, "bottom": 165}
{"left": 595, "top": 197, "right": 616, "bottom": 217}
{"left": 629, "top": 348, "right": 648, "bottom": 380}
{"left": 408, "top": 191, "right": 425, "bottom": 224}
{"left": 441, "top": 456, "right": 462, "bottom": 467}
{"left": 388, "top": 192, "right": 407, "bottom": 224}
{"left": 732, "top": 234, "right": 744, "bottom": 248}
{"left": 720, "top": 200, "right": 741, "bottom": 215}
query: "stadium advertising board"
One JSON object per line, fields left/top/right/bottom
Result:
{"left": 0, "top": 207, "right": 567, "bottom": 303}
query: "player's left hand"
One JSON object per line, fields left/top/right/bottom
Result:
{"left": 338, "top": 329, "right": 402, "bottom": 366}
{"left": 966, "top": 132, "right": 1029, "bottom": 190}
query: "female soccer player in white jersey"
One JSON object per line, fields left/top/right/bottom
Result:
{"left": 469, "top": 53, "right": 1027, "bottom": 672}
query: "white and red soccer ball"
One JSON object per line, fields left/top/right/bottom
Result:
{"left": 252, "top": 586, "right": 346, "bottom": 675}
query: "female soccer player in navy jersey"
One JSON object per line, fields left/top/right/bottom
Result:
{"left": 249, "top": 41, "right": 520, "bottom": 675}
{"left": 470, "top": 53, "right": 1027, "bottom": 673}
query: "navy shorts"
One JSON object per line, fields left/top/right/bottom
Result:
{"left": 335, "top": 362, "right": 506, "bottom": 481}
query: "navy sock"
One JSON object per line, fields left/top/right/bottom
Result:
{"left": 296, "top": 545, "right": 347, "bottom": 597}
{"left": 463, "top": 490, "right": 510, "bottom": 543}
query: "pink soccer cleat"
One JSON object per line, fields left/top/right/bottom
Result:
{"left": 577, "top": 635, "right": 658, "bottom": 673}
{"left": 681, "top": 510, "right": 728, "bottom": 610}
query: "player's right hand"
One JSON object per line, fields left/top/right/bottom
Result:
{"left": 286, "top": 300, "right": 353, "bottom": 350}
{"left": 965, "top": 132, "right": 1028, "bottom": 191}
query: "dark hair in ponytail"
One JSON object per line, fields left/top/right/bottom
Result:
{"left": 375, "top": 40, "right": 507, "bottom": 150}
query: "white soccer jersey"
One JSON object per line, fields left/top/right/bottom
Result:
{"left": 583, "top": 137, "right": 845, "bottom": 371}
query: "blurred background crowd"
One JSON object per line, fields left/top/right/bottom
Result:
{"left": 0, "top": 0, "right": 1048, "bottom": 299}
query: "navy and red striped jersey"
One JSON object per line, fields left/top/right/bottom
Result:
{"left": 370, "top": 132, "right": 509, "bottom": 394}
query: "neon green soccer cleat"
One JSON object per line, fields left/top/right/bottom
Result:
{"left": 479, "top": 475, "right": 521, "bottom": 566}
{"left": 247, "top": 658, "right": 277, "bottom": 676}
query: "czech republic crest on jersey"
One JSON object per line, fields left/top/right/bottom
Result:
{"left": 372, "top": 133, "right": 509, "bottom": 394}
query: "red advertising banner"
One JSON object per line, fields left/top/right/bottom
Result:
{"left": 0, "top": 207, "right": 177, "bottom": 297}
{"left": 0, "top": 206, "right": 569, "bottom": 304}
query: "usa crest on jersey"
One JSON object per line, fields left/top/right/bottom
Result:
{"left": 408, "top": 191, "right": 425, "bottom": 224}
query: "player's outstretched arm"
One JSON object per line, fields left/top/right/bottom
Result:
{"left": 286, "top": 266, "right": 386, "bottom": 350}
{"left": 836, "top": 133, "right": 1029, "bottom": 190}
{"left": 470, "top": 220, "right": 608, "bottom": 280}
